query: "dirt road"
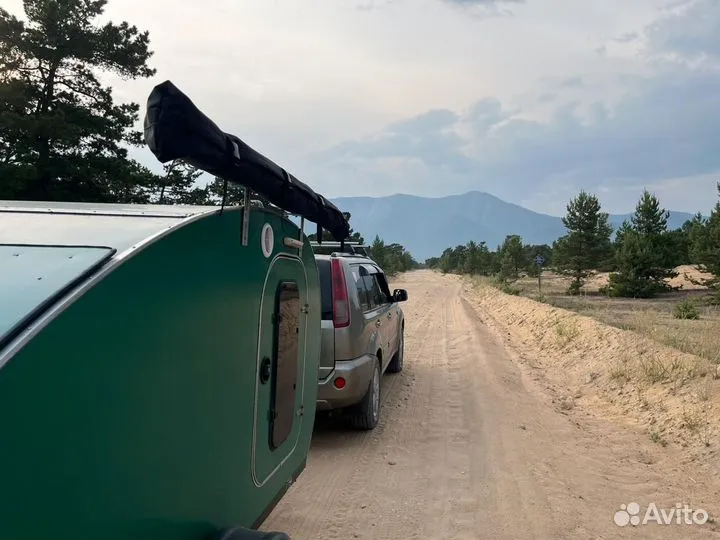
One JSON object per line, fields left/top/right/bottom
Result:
{"left": 263, "top": 270, "right": 719, "bottom": 539}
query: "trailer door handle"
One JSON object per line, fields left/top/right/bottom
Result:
{"left": 259, "top": 357, "right": 271, "bottom": 384}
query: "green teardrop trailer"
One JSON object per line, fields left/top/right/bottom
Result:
{"left": 0, "top": 81, "right": 351, "bottom": 540}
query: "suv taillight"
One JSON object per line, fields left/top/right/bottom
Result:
{"left": 330, "top": 258, "right": 350, "bottom": 328}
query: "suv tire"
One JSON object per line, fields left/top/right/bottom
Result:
{"left": 387, "top": 327, "right": 404, "bottom": 374}
{"left": 348, "top": 358, "right": 381, "bottom": 430}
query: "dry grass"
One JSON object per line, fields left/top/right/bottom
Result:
{"left": 497, "top": 266, "right": 720, "bottom": 366}
{"left": 465, "top": 272, "right": 720, "bottom": 450}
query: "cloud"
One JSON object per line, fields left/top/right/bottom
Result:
{"left": 537, "top": 92, "right": 557, "bottom": 104}
{"left": 560, "top": 76, "right": 584, "bottom": 88}
{"left": 442, "top": 0, "right": 523, "bottom": 3}
{"left": 440, "top": 0, "right": 525, "bottom": 18}
{"left": 645, "top": 0, "right": 720, "bottom": 64}
{"left": 355, "top": 0, "right": 398, "bottom": 11}
{"left": 300, "top": 0, "right": 720, "bottom": 215}
{"left": 358, "top": 0, "right": 522, "bottom": 10}
{"left": 615, "top": 31, "right": 639, "bottom": 43}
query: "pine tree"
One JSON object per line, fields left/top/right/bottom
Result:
{"left": 306, "top": 212, "right": 362, "bottom": 243}
{"left": 613, "top": 220, "right": 633, "bottom": 250}
{"left": 686, "top": 212, "right": 708, "bottom": 265}
{"left": 462, "top": 241, "right": 478, "bottom": 274}
{"left": 0, "top": 0, "right": 157, "bottom": 202}
{"left": 631, "top": 190, "right": 669, "bottom": 235}
{"left": 206, "top": 175, "right": 246, "bottom": 205}
{"left": 496, "top": 235, "right": 525, "bottom": 283}
{"left": 554, "top": 191, "right": 614, "bottom": 294}
{"left": 691, "top": 183, "right": 720, "bottom": 291}
{"left": 608, "top": 190, "right": 677, "bottom": 297}
{"left": 149, "top": 160, "right": 204, "bottom": 205}
{"left": 369, "top": 235, "right": 386, "bottom": 267}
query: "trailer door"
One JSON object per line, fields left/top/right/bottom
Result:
{"left": 252, "top": 255, "right": 307, "bottom": 486}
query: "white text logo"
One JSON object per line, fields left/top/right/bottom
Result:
{"left": 614, "top": 502, "right": 709, "bottom": 527}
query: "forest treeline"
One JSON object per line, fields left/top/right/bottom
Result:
{"left": 426, "top": 188, "right": 720, "bottom": 299}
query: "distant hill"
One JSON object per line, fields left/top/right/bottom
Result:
{"left": 325, "top": 191, "right": 697, "bottom": 262}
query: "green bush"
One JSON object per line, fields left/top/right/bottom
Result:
{"left": 607, "top": 270, "right": 671, "bottom": 298}
{"left": 502, "top": 284, "right": 522, "bottom": 295}
{"left": 673, "top": 299, "right": 700, "bottom": 320}
{"left": 703, "top": 288, "right": 720, "bottom": 306}
{"left": 567, "top": 279, "right": 583, "bottom": 296}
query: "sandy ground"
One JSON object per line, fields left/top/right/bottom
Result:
{"left": 582, "top": 264, "right": 713, "bottom": 291}
{"left": 465, "top": 276, "right": 720, "bottom": 451}
{"left": 262, "top": 270, "right": 720, "bottom": 540}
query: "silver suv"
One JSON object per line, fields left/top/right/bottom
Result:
{"left": 314, "top": 253, "right": 408, "bottom": 430}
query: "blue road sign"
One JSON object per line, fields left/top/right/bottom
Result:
{"left": 535, "top": 255, "right": 545, "bottom": 266}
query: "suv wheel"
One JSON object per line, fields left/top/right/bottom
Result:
{"left": 348, "top": 359, "right": 381, "bottom": 430}
{"left": 387, "top": 327, "right": 404, "bottom": 373}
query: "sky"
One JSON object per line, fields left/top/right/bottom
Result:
{"left": 7, "top": 0, "right": 720, "bottom": 216}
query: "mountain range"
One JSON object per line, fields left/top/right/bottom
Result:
{"left": 325, "top": 191, "right": 697, "bottom": 262}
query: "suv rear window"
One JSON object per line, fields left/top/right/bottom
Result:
{"left": 317, "top": 259, "right": 333, "bottom": 320}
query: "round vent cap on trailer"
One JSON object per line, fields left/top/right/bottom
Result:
{"left": 261, "top": 223, "right": 274, "bottom": 258}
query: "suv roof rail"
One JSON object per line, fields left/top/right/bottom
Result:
{"left": 329, "top": 252, "right": 368, "bottom": 259}
{"left": 309, "top": 241, "right": 369, "bottom": 256}
{"left": 309, "top": 240, "right": 364, "bottom": 245}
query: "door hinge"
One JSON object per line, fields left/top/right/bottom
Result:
{"left": 301, "top": 303, "right": 310, "bottom": 314}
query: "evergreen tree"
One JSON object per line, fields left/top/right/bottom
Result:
{"left": 554, "top": 191, "right": 614, "bottom": 294}
{"left": 685, "top": 212, "right": 708, "bottom": 264}
{"left": 613, "top": 220, "right": 633, "bottom": 250}
{"left": 631, "top": 190, "right": 669, "bottom": 235}
{"left": 662, "top": 228, "right": 691, "bottom": 267}
{"left": 609, "top": 230, "right": 663, "bottom": 297}
{"left": 206, "top": 175, "right": 246, "bottom": 205}
{"left": 438, "top": 246, "right": 454, "bottom": 274}
{"left": 0, "top": 0, "right": 157, "bottom": 202}
{"left": 148, "top": 160, "right": 204, "bottom": 205}
{"left": 425, "top": 256, "right": 441, "bottom": 268}
{"left": 476, "top": 241, "right": 493, "bottom": 275}
{"left": 691, "top": 183, "right": 720, "bottom": 290}
{"left": 496, "top": 235, "right": 525, "bottom": 282}
{"left": 461, "top": 240, "right": 493, "bottom": 275}
{"left": 307, "top": 212, "right": 362, "bottom": 243}
{"left": 461, "top": 240, "right": 478, "bottom": 274}
{"left": 608, "top": 190, "right": 677, "bottom": 297}
{"left": 369, "top": 235, "right": 386, "bottom": 267}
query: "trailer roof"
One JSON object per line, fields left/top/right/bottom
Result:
{"left": 0, "top": 245, "right": 115, "bottom": 349}
{"left": 0, "top": 200, "right": 220, "bottom": 253}
{"left": 0, "top": 201, "right": 221, "bottom": 351}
